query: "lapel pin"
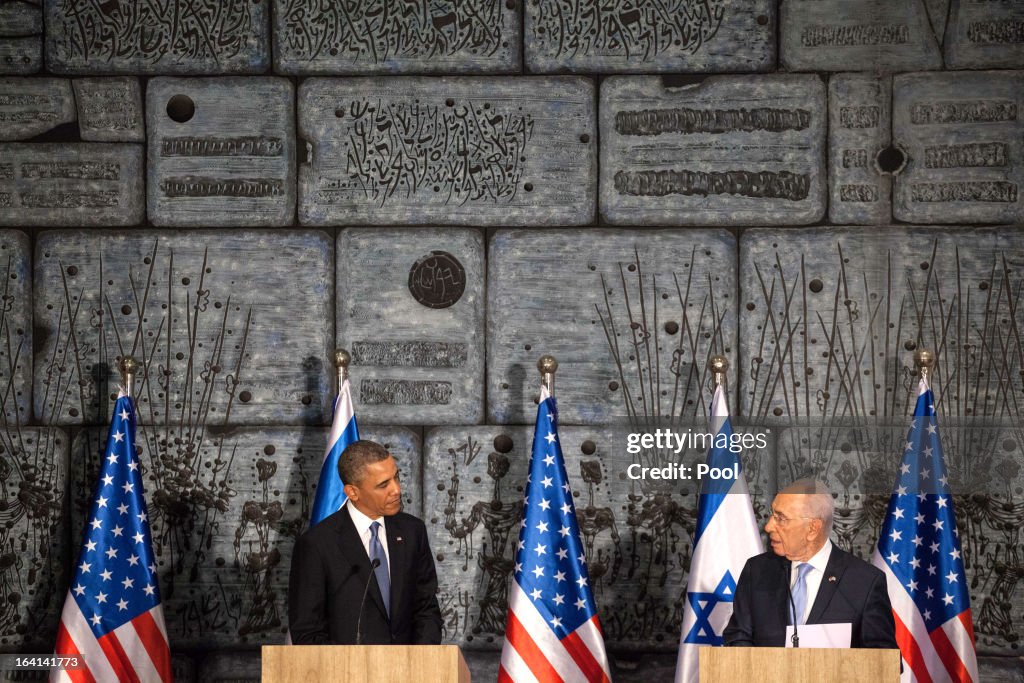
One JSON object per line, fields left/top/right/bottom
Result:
{"left": 396, "top": 536, "right": 403, "bottom": 542}
{"left": 828, "top": 575, "right": 837, "bottom": 583}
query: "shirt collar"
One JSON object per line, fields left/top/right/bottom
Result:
{"left": 800, "top": 538, "right": 832, "bottom": 573}
{"left": 345, "top": 500, "right": 385, "bottom": 536}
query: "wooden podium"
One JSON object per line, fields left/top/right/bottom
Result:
{"left": 262, "top": 645, "right": 470, "bottom": 683}
{"left": 700, "top": 647, "right": 900, "bottom": 682}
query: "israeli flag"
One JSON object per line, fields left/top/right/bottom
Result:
{"left": 309, "top": 376, "right": 360, "bottom": 526}
{"left": 674, "top": 384, "right": 764, "bottom": 683}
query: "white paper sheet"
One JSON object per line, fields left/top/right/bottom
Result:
{"left": 784, "top": 622, "right": 853, "bottom": 648}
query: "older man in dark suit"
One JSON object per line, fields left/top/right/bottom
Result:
{"left": 288, "top": 440, "right": 442, "bottom": 645}
{"left": 724, "top": 479, "right": 897, "bottom": 649}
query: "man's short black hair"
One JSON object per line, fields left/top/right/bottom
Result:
{"left": 338, "top": 440, "right": 390, "bottom": 486}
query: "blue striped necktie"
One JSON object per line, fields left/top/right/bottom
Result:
{"left": 370, "top": 521, "right": 391, "bottom": 618}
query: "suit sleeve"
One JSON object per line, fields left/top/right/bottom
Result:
{"left": 860, "top": 568, "right": 898, "bottom": 649}
{"left": 723, "top": 558, "right": 755, "bottom": 646}
{"left": 288, "top": 531, "right": 331, "bottom": 645}
{"left": 410, "top": 520, "right": 443, "bottom": 644}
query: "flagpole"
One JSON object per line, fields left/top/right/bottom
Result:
{"left": 538, "top": 354, "right": 557, "bottom": 396}
{"left": 119, "top": 355, "right": 138, "bottom": 399}
{"left": 335, "top": 348, "right": 350, "bottom": 394}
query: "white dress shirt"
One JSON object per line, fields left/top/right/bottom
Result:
{"left": 790, "top": 539, "right": 833, "bottom": 623}
{"left": 346, "top": 501, "right": 390, "bottom": 568}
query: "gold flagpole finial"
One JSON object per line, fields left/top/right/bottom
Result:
{"left": 119, "top": 356, "right": 139, "bottom": 398}
{"left": 538, "top": 355, "right": 558, "bottom": 397}
{"left": 334, "top": 349, "right": 351, "bottom": 390}
{"left": 914, "top": 349, "right": 935, "bottom": 380}
{"left": 709, "top": 355, "right": 729, "bottom": 387}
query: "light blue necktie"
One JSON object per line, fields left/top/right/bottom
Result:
{"left": 370, "top": 521, "right": 391, "bottom": 618}
{"left": 790, "top": 562, "right": 814, "bottom": 625}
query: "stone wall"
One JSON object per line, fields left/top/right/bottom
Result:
{"left": 0, "top": 0, "right": 1022, "bottom": 680}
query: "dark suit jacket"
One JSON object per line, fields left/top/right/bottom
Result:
{"left": 288, "top": 506, "right": 443, "bottom": 645}
{"left": 724, "top": 545, "right": 897, "bottom": 649}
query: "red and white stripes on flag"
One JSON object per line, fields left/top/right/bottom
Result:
{"left": 500, "top": 583, "right": 610, "bottom": 683}
{"left": 53, "top": 603, "right": 171, "bottom": 683}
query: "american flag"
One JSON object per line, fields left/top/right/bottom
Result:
{"left": 674, "top": 384, "right": 762, "bottom": 683}
{"left": 872, "top": 376, "right": 978, "bottom": 683}
{"left": 499, "top": 386, "right": 611, "bottom": 682}
{"left": 309, "top": 375, "right": 359, "bottom": 526}
{"left": 53, "top": 390, "right": 172, "bottom": 683}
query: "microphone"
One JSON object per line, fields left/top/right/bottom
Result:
{"left": 785, "top": 560, "right": 800, "bottom": 648}
{"left": 355, "top": 558, "right": 381, "bottom": 645}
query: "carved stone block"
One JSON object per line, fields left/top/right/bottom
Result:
{"left": 488, "top": 229, "right": 737, "bottom": 425}
{"left": 34, "top": 230, "right": 333, "bottom": 426}
{"left": 739, "top": 227, "right": 1024, "bottom": 425}
{"left": 74, "top": 78, "right": 145, "bottom": 143}
{"left": 600, "top": 75, "right": 826, "bottom": 226}
{"left": 273, "top": 0, "right": 520, "bottom": 74}
{"left": 45, "top": 0, "right": 269, "bottom": 74}
{"left": 525, "top": 0, "right": 775, "bottom": 73}
{"left": 338, "top": 228, "right": 484, "bottom": 426}
{"left": 70, "top": 425, "right": 421, "bottom": 648}
{"left": 828, "top": 74, "right": 893, "bottom": 225}
{"left": 0, "top": 427, "right": 68, "bottom": 652}
{"left": 147, "top": 78, "right": 295, "bottom": 227}
{"left": 424, "top": 425, "right": 774, "bottom": 649}
{"left": 893, "top": 71, "right": 1023, "bottom": 224}
{"left": 0, "top": 3, "right": 42, "bottom": 75}
{"left": 0, "top": 231, "right": 30, "bottom": 425}
{"left": 0, "top": 143, "right": 144, "bottom": 226}
{"left": 780, "top": 0, "right": 942, "bottom": 71}
{"left": 298, "top": 77, "right": 596, "bottom": 226}
{"left": 0, "top": 78, "right": 74, "bottom": 140}
{"left": 945, "top": 0, "right": 1024, "bottom": 69}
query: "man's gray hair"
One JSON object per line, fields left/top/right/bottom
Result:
{"left": 338, "top": 440, "right": 390, "bottom": 485}
{"left": 779, "top": 478, "right": 834, "bottom": 535}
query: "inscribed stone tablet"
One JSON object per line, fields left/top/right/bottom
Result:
{"left": 273, "top": 0, "right": 520, "bottom": 74}
{"left": 34, "top": 230, "right": 333, "bottom": 426}
{"left": 525, "top": 0, "right": 775, "bottom": 73}
{"left": 780, "top": 0, "right": 942, "bottom": 71}
{"left": 738, "top": 227, "right": 1024, "bottom": 424}
{"left": 600, "top": 75, "right": 826, "bottom": 226}
{"left": 298, "top": 77, "right": 596, "bottom": 226}
{"left": 0, "top": 143, "right": 143, "bottom": 226}
{"left": 828, "top": 74, "right": 893, "bottom": 225}
{"left": 147, "top": 78, "right": 295, "bottom": 227}
{"left": 488, "top": 229, "right": 737, "bottom": 425}
{"left": 338, "top": 228, "right": 484, "bottom": 426}
{"left": 0, "top": 427, "right": 68, "bottom": 652}
{"left": 74, "top": 78, "right": 145, "bottom": 143}
{"left": 945, "top": 0, "right": 1024, "bottom": 69}
{"left": 423, "top": 425, "right": 773, "bottom": 649}
{"left": 0, "top": 3, "right": 42, "bottom": 75}
{"left": 893, "top": 71, "right": 1023, "bottom": 224}
{"left": 45, "top": 0, "right": 269, "bottom": 74}
{"left": 0, "top": 78, "right": 74, "bottom": 140}
{"left": 0, "top": 231, "right": 30, "bottom": 425}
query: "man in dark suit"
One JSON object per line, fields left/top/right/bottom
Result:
{"left": 288, "top": 440, "right": 443, "bottom": 644}
{"left": 724, "top": 479, "right": 897, "bottom": 649}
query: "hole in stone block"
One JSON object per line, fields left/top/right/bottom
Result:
{"left": 876, "top": 145, "right": 907, "bottom": 175}
{"left": 166, "top": 95, "right": 195, "bottom": 123}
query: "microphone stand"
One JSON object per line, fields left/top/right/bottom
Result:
{"left": 355, "top": 558, "right": 381, "bottom": 645}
